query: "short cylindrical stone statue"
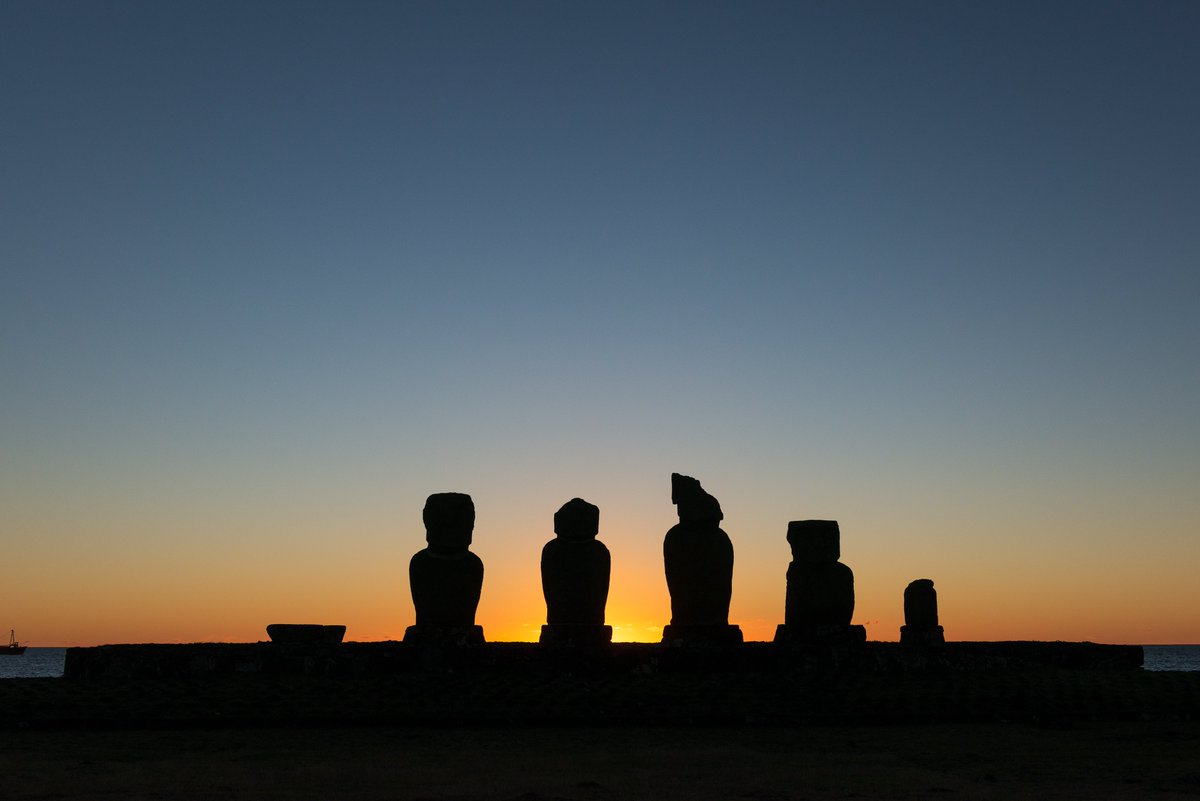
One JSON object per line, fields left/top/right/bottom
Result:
{"left": 775, "top": 520, "right": 865, "bottom": 646}
{"left": 662, "top": 473, "right": 742, "bottom": 644}
{"left": 540, "top": 497, "right": 612, "bottom": 645}
{"left": 405, "top": 492, "right": 485, "bottom": 644}
{"left": 900, "top": 578, "right": 945, "bottom": 646}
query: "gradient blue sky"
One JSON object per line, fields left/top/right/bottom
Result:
{"left": 3, "top": 1, "right": 1197, "bottom": 645}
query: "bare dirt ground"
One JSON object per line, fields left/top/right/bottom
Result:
{"left": 3, "top": 721, "right": 1200, "bottom": 801}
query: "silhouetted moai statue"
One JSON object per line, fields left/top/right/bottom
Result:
{"left": 775, "top": 520, "right": 866, "bottom": 646}
{"left": 662, "top": 473, "right": 743, "bottom": 645}
{"left": 900, "top": 578, "right": 945, "bottom": 646}
{"left": 540, "top": 497, "right": 613, "bottom": 646}
{"left": 404, "top": 492, "right": 485, "bottom": 645}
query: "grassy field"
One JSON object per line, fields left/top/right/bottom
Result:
{"left": 3, "top": 721, "right": 1200, "bottom": 800}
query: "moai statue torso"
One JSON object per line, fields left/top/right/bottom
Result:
{"left": 776, "top": 519, "right": 865, "bottom": 647}
{"left": 406, "top": 492, "right": 484, "bottom": 643}
{"left": 540, "top": 498, "right": 612, "bottom": 645}
{"left": 662, "top": 473, "right": 742, "bottom": 644}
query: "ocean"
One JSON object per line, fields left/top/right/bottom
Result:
{"left": 1142, "top": 644, "right": 1200, "bottom": 671}
{"left": 1, "top": 647, "right": 67, "bottom": 678}
{"left": 3, "top": 645, "right": 1199, "bottom": 678}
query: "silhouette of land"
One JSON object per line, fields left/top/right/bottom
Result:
{"left": 2, "top": 638, "right": 1180, "bottom": 800}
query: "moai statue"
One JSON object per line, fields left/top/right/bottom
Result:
{"left": 900, "top": 578, "right": 945, "bottom": 646}
{"left": 775, "top": 520, "right": 866, "bottom": 646}
{"left": 539, "top": 497, "right": 613, "bottom": 646}
{"left": 662, "top": 473, "right": 742, "bottom": 645}
{"left": 404, "top": 492, "right": 485, "bottom": 645}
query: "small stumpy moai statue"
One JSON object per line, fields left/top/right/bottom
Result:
{"left": 404, "top": 492, "right": 485, "bottom": 645}
{"left": 775, "top": 520, "right": 866, "bottom": 646}
{"left": 900, "top": 578, "right": 945, "bottom": 646}
{"left": 539, "top": 497, "right": 613, "bottom": 646}
{"left": 662, "top": 473, "right": 743, "bottom": 645}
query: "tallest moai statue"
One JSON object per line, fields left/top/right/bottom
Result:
{"left": 662, "top": 473, "right": 743, "bottom": 645}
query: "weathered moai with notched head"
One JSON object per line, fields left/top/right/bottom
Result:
{"left": 404, "top": 492, "right": 485, "bottom": 645}
{"left": 540, "top": 497, "right": 613, "bottom": 646}
{"left": 900, "top": 578, "right": 945, "bottom": 646}
{"left": 775, "top": 520, "right": 865, "bottom": 647}
{"left": 662, "top": 473, "right": 742, "bottom": 645}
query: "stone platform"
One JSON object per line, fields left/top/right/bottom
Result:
{"left": 62, "top": 640, "right": 1143, "bottom": 680}
{"left": 2, "top": 641, "right": 1183, "bottom": 731}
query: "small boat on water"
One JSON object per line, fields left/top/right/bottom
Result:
{"left": 3, "top": 630, "right": 26, "bottom": 655}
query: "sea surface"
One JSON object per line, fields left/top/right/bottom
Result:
{"left": 3, "top": 645, "right": 1199, "bottom": 678}
{"left": 1142, "top": 645, "right": 1200, "bottom": 671}
{"left": 0, "top": 647, "right": 67, "bottom": 678}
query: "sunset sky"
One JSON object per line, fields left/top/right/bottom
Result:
{"left": 3, "top": 2, "right": 1197, "bottom": 647}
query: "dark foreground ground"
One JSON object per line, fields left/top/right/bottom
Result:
{"left": 3, "top": 721, "right": 1200, "bottom": 800}
{"left": 4, "top": 663, "right": 1200, "bottom": 800}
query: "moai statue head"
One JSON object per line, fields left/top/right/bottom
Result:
{"left": 554, "top": 498, "right": 600, "bottom": 541}
{"left": 904, "top": 578, "right": 939, "bottom": 628}
{"left": 423, "top": 492, "right": 475, "bottom": 552}
{"left": 671, "top": 472, "right": 723, "bottom": 525}
{"left": 786, "top": 520, "right": 840, "bottom": 562}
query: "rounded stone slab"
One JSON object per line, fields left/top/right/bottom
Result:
{"left": 661, "top": 623, "right": 744, "bottom": 647}
{"left": 539, "top": 624, "right": 613, "bottom": 647}
{"left": 266, "top": 624, "right": 346, "bottom": 645}
{"left": 900, "top": 624, "right": 946, "bottom": 646}
{"left": 774, "top": 623, "right": 867, "bottom": 648}
{"left": 402, "top": 625, "right": 485, "bottom": 646}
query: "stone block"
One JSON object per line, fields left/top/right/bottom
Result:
{"left": 539, "top": 624, "right": 613, "bottom": 647}
{"left": 265, "top": 624, "right": 346, "bottom": 645}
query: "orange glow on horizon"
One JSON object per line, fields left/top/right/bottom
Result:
{"left": 23, "top": 609, "right": 1187, "bottom": 649}
{"left": 12, "top": 511, "right": 1199, "bottom": 648}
